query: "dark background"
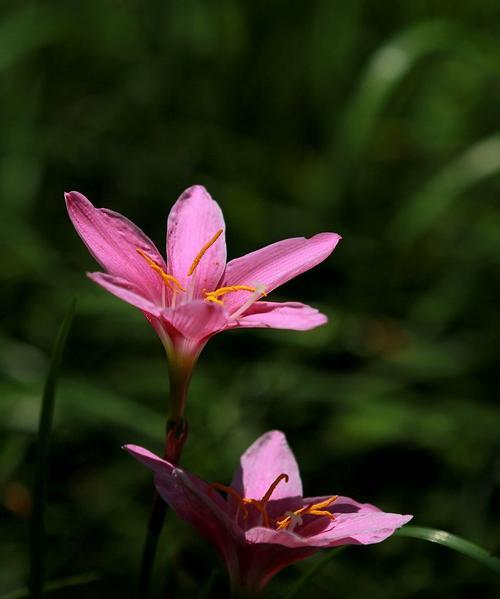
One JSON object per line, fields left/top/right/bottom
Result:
{"left": 2, "top": 1, "right": 500, "bottom": 597}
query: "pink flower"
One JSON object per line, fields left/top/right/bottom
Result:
{"left": 65, "top": 186, "right": 340, "bottom": 363}
{"left": 125, "top": 431, "right": 412, "bottom": 594}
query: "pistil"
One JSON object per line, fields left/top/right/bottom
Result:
{"left": 229, "top": 285, "right": 267, "bottom": 319}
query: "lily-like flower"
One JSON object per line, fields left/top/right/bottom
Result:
{"left": 125, "top": 431, "right": 412, "bottom": 595}
{"left": 65, "top": 186, "right": 340, "bottom": 366}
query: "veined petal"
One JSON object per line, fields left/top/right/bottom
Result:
{"left": 233, "top": 301, "right": 327, "bottom": 331}
{"left": 309, "top": 510, "right": 413, "bottom": 547}
{"left": 222, "top": 232, "right": 341, "bottom": 312}
{"left": 163, "top": 300, "right": 227, "bottom": 341}
{"left": 167, "top": 186, "right": 226, "bottom": 298}
{"left": 88, "top": 272, "right": 162, "bottom": 316}
{"left": 124, "top": 445, "right": 242, "bottom": 557}
{"left": 245, "top": 510, "right": 411, "bottom": 548}
{"left": 231, "top": 431, "right": 303, "bottom": 501}
{"left": 66, "top": 191, "right": 166, "bottom": 301}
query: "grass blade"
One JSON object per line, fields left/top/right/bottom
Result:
{"left": 29, "top": 298, "right": 77, "bottom": 598}
{"left": 334, "top": 20, "right": 460, "bottom": 168}
{"left": 395, "top": 525, "right": 500, "bottom": 574}
{"left": 391, "top": 132, "right": 500, "bottom": 244}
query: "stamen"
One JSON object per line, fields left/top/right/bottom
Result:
{"left": 242, "top": 473, "right": 289, "bottom": 528}
{"left": 308, "top": 509, "right": 336, "bottom": 519}
{"left": 307, "top": 496, "right": 338, "bottom": 511}
{"left": 208, "top": 483, "right": 249, "bottom": 519}
{"left": 207, "top": 474, "right": 292, "bottom": 530}
{"left": 136, "top": 248, "right": 186, "bottom": 292}
{"left": 275, "top": 495, "right": 338, "bottom": 531}
{"left": 187, "top": 229, "right": 223, "bottom": 276}
{"left": 229, "top": 284, "right": 267, "bottom": 319}
{"left": 205, "top": 285, "right": 257, "bottom": 299}
{"left": 261, "top": 473, "right": 289, "bottom": 503}
{"left": 205, "top": 296, "right": 224, "bottom": 305}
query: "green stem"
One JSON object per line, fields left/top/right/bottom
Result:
{"left": 136, "top": 492, "right": 167, "bottom": 599}
{"left": 29, "top": 299, "right": 76, "bottom": 599}
{"left": 135, "top": 347, "right": 194, "bottom": 599}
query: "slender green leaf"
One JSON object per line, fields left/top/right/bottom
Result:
{"left": 29, "top": 298, "right": 77, "bottom": 598}
{"left": 395, "top": 525, "right": 500, "bottom": 574}
{"left": 392, "top": 132, "right": 500, "bottom": 244}
{"left": 1, "top": 572, "right": 99, "bottom": 599}
{"left": 334, "top": 20, "right": 460, "bottom": 166}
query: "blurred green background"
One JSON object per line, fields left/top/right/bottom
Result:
{"left": 2, "top": 1, "right": 500, "bottom": 597}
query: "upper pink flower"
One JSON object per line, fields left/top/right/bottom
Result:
{"left": 125, "top": 431, "right": 412, "bottom": 593}
{"left": 65, "top": 186, "right": 340, "bottom": 356}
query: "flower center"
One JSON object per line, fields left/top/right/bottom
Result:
{"left": 136, "top": 234, "right": 267, "bottom": 313}
{"left": 208, "top": 474, "right": 338, "bottom": 532}
{"left": 275, "top": 496, "right": 338, "bottom": 531}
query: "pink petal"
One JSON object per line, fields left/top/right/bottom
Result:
{"left": 298, "top": 495, "right": 411, "bottom": 544}
{"left": 163, "top": 300, "right": 227, "bottom": 341}
{"left": 88, "top": 272, "right": 162, "bottom": 315}
{"left": 124, "top": 445, "right": 242, "bottom": 558}
{"left": 245, "top": 510, "right": 411, "bottom": 548}
{"left": 311, "top": 510, "right": 413, "bottom": 546}
{"left": 231, "top": 431, "right": 303, "bottom": 502}
{"left": 166, "top": 186, "right": 226, "bottom": 298}
{"left": 222, "top": 232, "right": 341, "bottom": 313}
{"left": 65, "top": 191, "right": 166, "bottom": 302}
{"left": 233, "top": 301, "right": 327, "bottom": 331}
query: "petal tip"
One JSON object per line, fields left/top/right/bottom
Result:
{"left": 178, "top": 184, "right": 211, "bottom": 203}
{"left": 64, "top": 190, "right": 83, "bottom": 203}
{"left": 325, "top": 231, "right": 342, "bottom": 246}
{"left": 122, "top": 443, "right": 144, "bottom": 455}
{"left": 258, "top": 429, "right": 288, "bottom": 446}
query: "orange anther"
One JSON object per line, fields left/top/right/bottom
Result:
{"left": 187, "top": 229, "right": 223, "bottom": 276}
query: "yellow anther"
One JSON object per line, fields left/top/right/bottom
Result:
{"left": 136, "top": 248, "right": 186, "bottom": 292}
{"left": 308, "top": 509, "right": 336, "bottom": 519}
{"left": 276, "top": 495, "right": 338, "bottom": 531}
{"left": 204, "top": 284, "right": 266, "bottom": 307}
{"left": 205, "top": 296, "right": 224, "bottom": 306}
{"left": 308, "top": 496, "right": 338, "bottom": 511}
{"left": 187, "top": 229, "right": 224, "bottom": 276}
{"left": 205, "top": 285, "right": 258, "bottom": 299}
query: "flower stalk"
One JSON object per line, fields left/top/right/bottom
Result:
{"left": 136, "top": 352, "right": 193, "bottom": 599}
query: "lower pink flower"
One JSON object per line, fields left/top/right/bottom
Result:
{"left": 125, "top": 431, "right": 412, "bottom": 593}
